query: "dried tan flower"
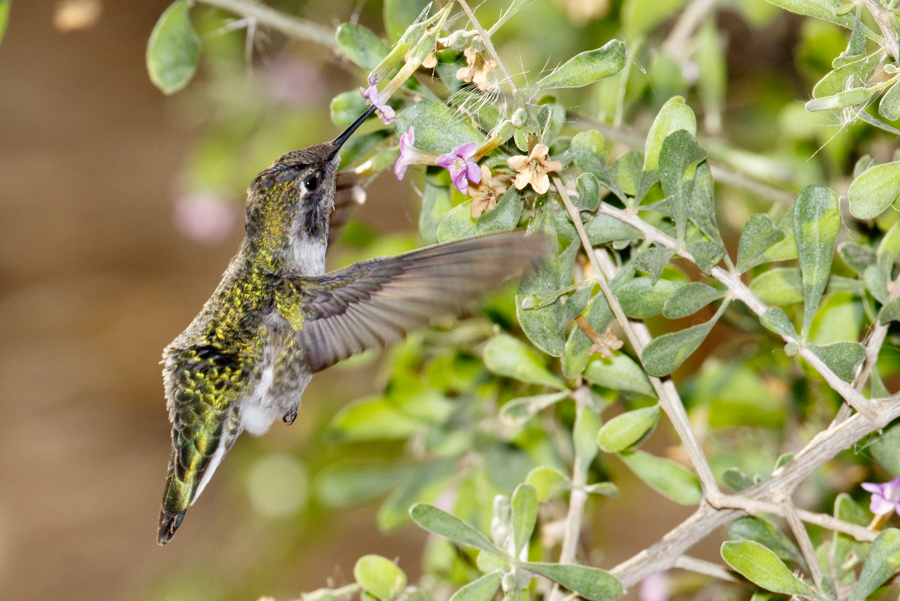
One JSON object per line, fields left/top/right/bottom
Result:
{"left": 456, "top": 48, "right": 498, "bottom": 91}
{"left": 574, "top": 318, "right": 623, "bottom": 359}
{"left": 468, "top": 166, "right": 509, "bottom": 218}
{"left": 507, "top": 143, "right": 563, "bottom": 195}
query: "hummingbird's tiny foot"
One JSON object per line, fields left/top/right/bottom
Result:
{"left": 283, "top": 406, "right": 298, "bottom": 425}
{"left": 157, "top": 509, "right": 186, "bottom": 545}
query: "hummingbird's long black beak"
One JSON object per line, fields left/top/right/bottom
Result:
{"left": 328, "top": 105, "right": 377, "bottom": 161}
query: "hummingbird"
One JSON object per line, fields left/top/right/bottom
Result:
{"left": 157, "top": 105, "right": 548, "bottom": 544}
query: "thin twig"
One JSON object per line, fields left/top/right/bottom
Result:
{"left": 456, "top": 0, "right": 518, "bottom": 97}
{"left": 611, "top": 394, "right": 900, "bottom": 590}
{"left": 782, "top": 499, "right": 826, "bottom": 586}
{"left": 661, "top": 0, "right": 715, "bottom": 59}
{"left": 594, "top": 202, "right": 879, "bottom": 420}
{"left": 672, "top": 555, "right": 738, "bottom": 583}
{"left": 196, "top": 0, "right": 337, "bottom": 49}
{"left": 861, "top": 0, "right": 900, "bottom": 63}
{"left": 552, "top": 175, "right": 720, "bottom": 497}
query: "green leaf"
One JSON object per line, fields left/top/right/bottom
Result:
{"left": 760, "top": 307, "right": 799, "bottom": 339}
{"left": 617, "top": 277, "right": 684, "bottom": 319}
{"left": 436, "top": 200, "right": 476, "bottom": 243}
{"left": 620, "top": 450, "right": 702, "bottom": 505}
{"left": 642, "top": 303, "right": 723, "bottom": 377}
{"left": 315, "top": 462, "right": 408, "bottom": 508}
{"left": 420, "top": 183, "right": 453, "bottom": 245}
{"left": 523, "top": 563, "right": 622, "bottom": 601}
{"left": 722, "top": 540, "right": 827, "bottom": 600}
{"left": 643, "top": 97, "right": 697, "bottom": 172}
{"left": 516, "top": 203, "right": 577, "bottom": 357}
{"left": 378, "top": 460, "right": 455, "bottom": 531}
{"left": 383, "top": 0, "right": 431, "bottom": 42}
{"left": 881, "top": 298, "right": 900, "bottom": 324}
{"left": 750, "top": 268, "right": 804, "bottom": 305}
{"left": 336, "top": 23, "right": 390, "bottom": 71}
{"left": 449, "top": 572, "right": 503, "bottom": 601}
{"left": 880, "top": 81, "right": 900, "bottom": 122}
{"left": 583, "top": 354, "right": 655, "bottom": 396}
{"left": 328, "top": 396, "right": 423, "bottom": 441}
{"left": 511, "top": 484, "right": 539, "bottom": 556}
{"left": 839, "top": 242, "right": 876, "bottom": 275}
{"left": 488, "top": 0, "right": 538, "bottom": 34}
{"left": 409, "top": 504, "right": 505, "bottom": 555}
{"left": 562, "top": 293, "right": 614, "bottom": 378}
{"left": 537, "top": 40, "right": 626, "bottom": 89}
{"left": 526, "top": 466, "right": 571, "bottom": 501}
{"left": 597, "top": 405, "right": 661, "bottom": 453}
{"left": 484, "top": 335, "right": 566, "bottom": 389}
{"left": 396, "top": 100, "right": 482, "bottom": 153}
{"left": 722, "top": 468, "right": 756, "bottom": 492}
{"left": 736, "top": 215, "right": 785, "bottom": 273}
{"left": 622, "top": 0, "right": 689, "bottom": 37}
{"left": 729, "top": 516, "right": 807, "bottom": 569}
{"left": 814, "top": 54, "right": 880, "bottom": 98}
{"left": 610, "top": 150, "right": 644, "bottom": 196}
{"left": 354, "top": 555, "right": 407, "bottom": 601}
{"left": 809, "top": 341, "right": 865, "bottom": 382}
{"left": 663, "top": 282, "right": 724, "bottom": 319}
{"left": 870, "top": 422, "right": 900, "bottom": 475}
{"left": 634, "top": 247, "right": 677, "bottom": 284}
{"left": 849, "top": 161, "right": 900, "bottom": 220}
{"left": 850, "top": 529, "right": 900, "bottom": 601}
{"left": 331, "top": 90, "right": 372, "bottom": 128}
{"left": 146, "top": 0, "right": 201, "bottom": 95}
{"left": 805, "top": 86, "right": 876, "bottom": 113}
{"left": 477, "top": 187, "right": 523, "bottom": 233}
{"left": 687, "top": 240, "right": 726, "bottom": 275}
{"left": 584, "top": 214, "right": 642, "bottom": 245}
{"left": 500, "top": 392, "right": 570, "bottom": 426}
{"left": 0, "top": 0, "right": 9, "bottom": 47}
{"left": 659, "top": 130, "right": 708, "bottom": 244}
{"left": 584, "top": 482, "right": 619, "bottom": 497}
{"left": 865, "top": 264, "right": 889, "bottom": 303}
{"left": 688, "top": 163, "right": 723, "bottom": 244}
{"left": 763, "top": 0, "right": 854, "bottom": 29}
{"left": 575, "top": 173, "right": 602, "bottom": 212}
{"left": 574, "top": 407, "right": 601, "bottom": 477}
{"left": 879, "top": 219, "right": 900, "bottom": 263}
{"left": 794, "top": 186, "right": 840, "bottom": 337}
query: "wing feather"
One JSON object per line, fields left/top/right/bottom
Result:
{"left": 285, "top": 232, "right": 548, "bottom": 372}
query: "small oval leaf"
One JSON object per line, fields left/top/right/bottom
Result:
{"left": 848, "top": 161, "right": 900, "bottom": 220}
{"left": 146, "top": 0, "right": 201, "bottom": 95}
{"left": 354, "top": 555, "right": 407, "bottom": 601}
{"left": 620, "top": 450, "right": 702, "bottom": 505}
{"left": 597, "top": 405, "right": 661, "bottom": 453}
{"left": 484, "top": 335, "right": 566, "bottom": 389}
{"left": 536, "top": 40, "right": 626, "bottom": 89}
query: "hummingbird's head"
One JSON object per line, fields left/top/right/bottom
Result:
{"left": 243, "top": 107, "right": 377, "bottom": 266}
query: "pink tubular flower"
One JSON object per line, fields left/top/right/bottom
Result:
{"left": 639, "top": 572, "right": 668, "bottom": 601}
{"left": 436, "top": 143, "right": 482, "bottom": 194}
{"left": 862, "top": 477, "right": 900, "bottom": 515}
{"left": 393, "top": 127, "right": 441, "bottom": 180}
{"left": 359, "top": 80, "right": 396, "bottom": 125}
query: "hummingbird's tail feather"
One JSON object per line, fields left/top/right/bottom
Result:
{"left": 157, "top": 509, "right": 186, "bottom": 545}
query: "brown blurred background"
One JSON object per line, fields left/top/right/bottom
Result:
{"left": 0, "top": 2, "right": 726, "bottom": 600}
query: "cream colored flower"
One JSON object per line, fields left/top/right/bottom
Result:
{"left": 468, "top": 166, "right": 509, "bottom": 218}
{"left": 456, "top": 48, "right": 498, "bottom": 91}
{"left": 507, "top": 143, "right": 563, "bottom": 194}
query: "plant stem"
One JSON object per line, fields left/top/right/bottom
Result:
{"left": 782, "top": 499, "right": 825, "bottom": 586}
{"left": 456, "top": 0, "right": 518, "bottom": 97}
{"left": 196, "top": 0, "right": 337, "bottom": 49}
{"left": 861, "top": 0, "right": 900, "bottom": 62}
{"left": 672, "top": 556, "right": 738, "bottom": 582}
{"left": 595, "top": 202, "right": 878, "bottom": 420}
{"left": 552, "top": 175, "right": 720, "bottom": 497}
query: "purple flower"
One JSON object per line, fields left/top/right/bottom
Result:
{"left": 393, "top": 127, "right": 441, "bottom": 181}
{"left": 436, "top": 143, "right": 482, "bottom": 194}
{"left": 359, "top": 81, "right": 396, "bottom": 125}
{"left": 862, "top": 477, "right": 900, "bottom": 515}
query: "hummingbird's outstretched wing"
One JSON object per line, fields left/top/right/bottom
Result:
{"left": 280, "top": 232, "right": 549, "bottom": 373}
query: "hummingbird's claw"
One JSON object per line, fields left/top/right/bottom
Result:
{"left": 283, "top": 405, "right": 298, "bottom": 425}
{"left": 157, "top": 509, "right": 186, "bottom": 545}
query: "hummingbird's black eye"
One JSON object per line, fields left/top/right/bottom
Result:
{"left": 304, "top": 174, "right": 319, "bottom": 191}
